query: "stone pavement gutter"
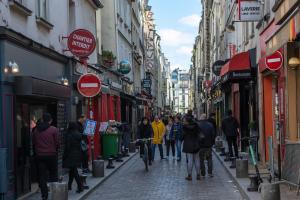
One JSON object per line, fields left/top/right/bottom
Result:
{"left": 24, "top": 152, "right": 138, "bottom": 200}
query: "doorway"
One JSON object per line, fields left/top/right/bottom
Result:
{"left": 15, "top": 98, "right": 57, "bottom": 198}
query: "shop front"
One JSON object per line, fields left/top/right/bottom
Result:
{"left": 219, "top": 50, "right": 257, "bottom": 152}
{"left": 0, "top": 27, "right": 71, "bottom": 199}
{"left": 261, "top": 0, "right": 300, "bottom": 183}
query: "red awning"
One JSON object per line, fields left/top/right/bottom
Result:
{"left": 220, "top": 51, "right": 251, "bottom": 77}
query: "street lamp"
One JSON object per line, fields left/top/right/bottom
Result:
{"left": 288, "top": 57, "right": 300, "bottom": 70}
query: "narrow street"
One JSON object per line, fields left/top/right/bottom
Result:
{"left": 86, "top": 153, "right": 243, "bottom": 200}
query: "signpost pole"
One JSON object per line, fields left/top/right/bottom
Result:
{"left": 89, "top": 97, "right": 95, "bottom": 168}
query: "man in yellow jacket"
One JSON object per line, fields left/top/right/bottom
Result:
{"left": 152, "top": 115, "right": 166, "bottom": 160}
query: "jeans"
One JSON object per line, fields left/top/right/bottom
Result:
{"left": 199, "top": 148, "right": 213, "bottom": 176}
{"left": 36, "top": 155, "right": 58, "bottom": 199}
{"left": 152, "top": 144, "right": 164, "bottom": 160}
{"left": 186, "top": 153, "right": 200, "bottom": 175}
{"left": 68, "top": 167, "right": 82, "bottom": 190}
{"left": 175, "top": 140, "right": 182, "bottom": 159}
{"left": 166, "top": 140, "right": 175, "bottom": 157}
{"left": 226, "top": 136, "right": 239, "bottom": 157}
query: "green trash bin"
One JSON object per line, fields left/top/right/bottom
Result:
{"left": 102, "top": 134, "right": 119, "bottom": 159}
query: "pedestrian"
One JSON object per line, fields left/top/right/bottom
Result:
{"left": 151, "top": 115, "right": 166, "bottom": 160}
{"left": 198, "top": 114, "right": 216, "bottom": 178}
{"left": 32, "top": 113, "right": 59, "bottom": 200}
{"left": 171, "top": 116, "right": 183, "bottom": 161}
{"left": 77, "top": 115, "right": 90, "bottom": 174}
{"left": 207, "top": 112, "right": 217, "bottom": 135}
{"left": 222, "top": 110, "right": 240, "bottom": 158}
{"left": 165, "top": 116, "right": 175, "bottom": 160}
{"left": 182, "top": 116, "right": 201, "bottom": 181}
{"left": 63, "top": 122, "right": 85, "bottom": 193}
{"left": 137, "top": 117, "right": 153, "bottom": 165}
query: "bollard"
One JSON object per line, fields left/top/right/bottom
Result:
{"left": 260, "top": 182, "right": 280, "bottom": 200}
{"left": 236, "top": 159, "right": 248, "bottom": 178}
{"left": 50, "top": 182, "right": 68, "bottom": 200}
{"left": 247, "top": 175, "right": 259, "bottom": 191}
{"left": 116, "top": 153, "right": 123, "bottom": 162}
{"left": 129, "top": 142, "right": 136, "bottom": 153}
{"left": 92, "top": 160, "right": 104, "bottom": 177}
{"left": 229, "top": 157, "right": 236, "bottom": 169}
{"left": 106, "top": 157, "right": 115, "bottom": 169}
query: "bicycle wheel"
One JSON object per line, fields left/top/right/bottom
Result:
{"left": 143, "top": 145, "right": 149, "bottom": 171}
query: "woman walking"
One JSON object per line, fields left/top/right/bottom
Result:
{"left": 172, "top": 116, "right": 183, "bottom": 161}
{"left": 165, "top": 116, "right": 175, "bottom": 160}
{"left": 182, "top": 116, "right": 201, "bottom": 181}
{"left": 63, "top": 122, "right": 84, "bottom": 193}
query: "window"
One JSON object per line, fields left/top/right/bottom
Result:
{"left": 36, "top": 0, "right": 48, "bottom": 19}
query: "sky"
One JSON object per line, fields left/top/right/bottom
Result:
{"left": 150, "top": 0, "right": 202, "bottom": 71}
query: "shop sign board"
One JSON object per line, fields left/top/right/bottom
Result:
{"left": 84, "top": 119, "right": 97, "bottom": 135}
{"left": 238, "top": 0, "right": 262, "bottom": 21}
{"left": 68, "top": 29, "right": 96, "bottom": 58}
{"left": 118, "top": 60, "right": 131, "bottom": 74}
{"left": 265, "top": 51, "right": 283, "bottom": 71}
{"left": 77, "top": 73, "right": 101, "bottom": 97}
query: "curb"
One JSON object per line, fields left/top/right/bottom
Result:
{"left": 78, "top": 152, "right": 138, "bottom": 200}
{"left": 213, "top": 149, "right": 250, "bottom": 200}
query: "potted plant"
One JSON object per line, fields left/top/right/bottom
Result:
{"left": 102, "top": 50, "right": 116, "bottom": 67}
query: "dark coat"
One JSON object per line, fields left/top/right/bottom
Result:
{"left": 137, "top": 124, "right": 153, "bottom": 139}
{"left": 222, "top": 116, "right": 239, "bottom": 137}
{"left": 182, "top": 122, "right": 201, "bottom": 153}
{"left": 63, "top": 130, "right": 83, "bottom": 168}
{"left": 207, "top": 117, "right": 217, "bottom": 133}
{"left": 198, "top": 120, "right": 216, "bottom": 148}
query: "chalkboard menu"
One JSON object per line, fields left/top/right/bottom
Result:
{"left": 282, "top": 143, "right": 300, "bottom": 185}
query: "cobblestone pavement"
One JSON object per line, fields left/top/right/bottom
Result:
{"left": 86, "top": 152, "right": 244, "bottom": 200}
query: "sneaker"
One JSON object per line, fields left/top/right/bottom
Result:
{"left": 208, "top": 174, "right": 214, "bottom": 178}
{"left": 82, "top": 169, "right": 91, "bottom": 174}
{"left": 177, "top": 158, "right": 181, "bottom": 162}
{"left": 185, "top": 175, "right": 192, "bottom": 181}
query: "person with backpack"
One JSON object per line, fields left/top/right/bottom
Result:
{"left": 32, "top": 113, "right": 59, "bottom": 200}
{"left": 198, "top": 114, "right": 216, "bottom": 177}
{"left": 182, "top": 116, "right": 201, "bottom": 181}
{"left": 222, "top": 110, "right": 240, "bottom": 158}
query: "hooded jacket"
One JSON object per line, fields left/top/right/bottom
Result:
{"left": 182, "top": 121, "right": 201, "bottom": 153}
{"left": 152, "top": 120, "right": 165, "bottom": 144}
{"left": 33, "top": 122, "right": 59, "bottom": 156}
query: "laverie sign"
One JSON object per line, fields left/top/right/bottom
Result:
{"left": 238, "top": 0, "right": 262, "bottom": 22}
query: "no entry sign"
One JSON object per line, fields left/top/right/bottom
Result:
{"left": 68, "top": 29, "right": 96, "bottom": 58}
{"left": 265, "top": 51, "right": 283, "bottom": 71}
{"left": 77, "top": 74, "right": 101, "bottom": 97}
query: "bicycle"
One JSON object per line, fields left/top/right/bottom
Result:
{"left": 135, "top": 138, "right": 153, "bottom": 172}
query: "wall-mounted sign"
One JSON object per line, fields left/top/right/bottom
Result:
{"left": 68, "top": 29, "right": 96, "bottom": 58}
{"left": 84, "top": 119, "right": 97, "bottom": 135}
{"left": 142, "top": 79, "right": 152, "bottom": 88}
{"left": 77, "top": 73, "right": 101, "bottom": 97}
{"left": 238, "top": 0, "right": 262, "bottom": 22}
{"left": 118, "top": 60, "right": 131, "bottom": 74}
{"left": 265, "top": 51, "right": 283, "bottom": 71}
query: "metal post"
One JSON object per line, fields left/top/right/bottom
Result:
{"left": 89, "top": 97, "right": 95, "bottom": 168}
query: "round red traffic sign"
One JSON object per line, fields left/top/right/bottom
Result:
{"left": 68, "top": 29, "right": 96, "bottom": 58}
{"left": 265, "top": 51, "right": 283, "bottom": 71}
{"left": 77, "top": 74, "right": 101, "bottom": 97}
